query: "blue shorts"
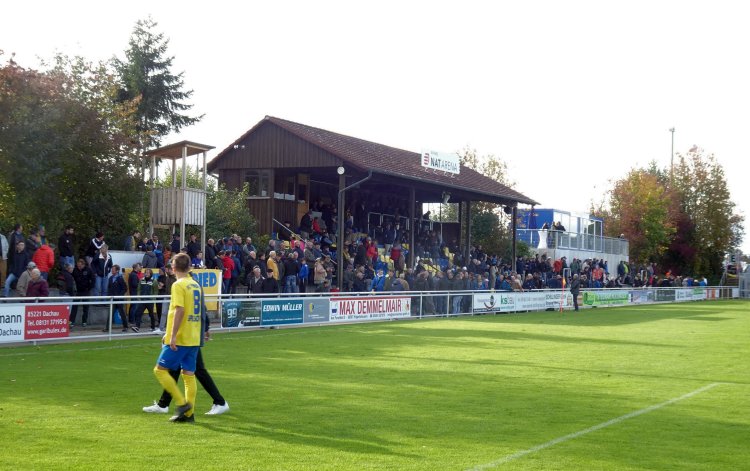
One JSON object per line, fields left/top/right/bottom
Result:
{"left": 156, "top": 345, "right": 199, "bottom": 372}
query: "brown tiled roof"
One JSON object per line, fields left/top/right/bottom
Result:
{"left": 215, "top": 116, "right": 538, "bottom": 205}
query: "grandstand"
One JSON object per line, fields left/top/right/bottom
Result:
{"left": 206, "top": 116, "right": 539, "bottom": 279}
{"left": 516, "top": 207, "right": 629, "bottom": 268}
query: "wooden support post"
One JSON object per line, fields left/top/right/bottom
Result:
{"left": 179, "top": 145, "right": 187, "bottom": 248}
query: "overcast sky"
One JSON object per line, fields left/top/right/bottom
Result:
{"left": 3, "top": 1, "right": 748, "bottom": 252}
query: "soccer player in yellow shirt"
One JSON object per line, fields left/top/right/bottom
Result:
{"left": 152, "top": 253, "right": 203, "bottom": 423}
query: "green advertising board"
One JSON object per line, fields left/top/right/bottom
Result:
{"left": 582, "top": 291, "right": 630, "bottom": 306}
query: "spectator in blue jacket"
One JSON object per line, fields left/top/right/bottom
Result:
{"left": 103, "top": 265, "right": 129, "bottom": 332}
{"left": 371, "top": 268, "right": 386, "bottom": 292}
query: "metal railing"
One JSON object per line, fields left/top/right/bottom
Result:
{"left": 0, "top": 285, "right": 739, "bottom": 346}
{"left": 517, "top": 229, "right": 629, "bottom": 256}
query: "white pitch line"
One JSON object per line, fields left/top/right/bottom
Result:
{"left": 468, "top": 382, "right": 722, "bottom": 471}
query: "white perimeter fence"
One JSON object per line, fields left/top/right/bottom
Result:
{"left": 0, "top": 286, "right": 741, "bottom": 346}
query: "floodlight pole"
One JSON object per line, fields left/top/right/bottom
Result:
{"left": 669, "top": 127, "right": 675, "bottom": 184}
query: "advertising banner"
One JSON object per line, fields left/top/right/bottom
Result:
{"left": 544, "top": 291, "right": 573, "bottom": 310}
{"left": 24, "top": 305, "right": 70, "bottom": 340}
{"left": 303, "top": 299, "right": 330, "bottom": 323}
{"left": 473, "top": 292, "right": 505, "bottom": 313}
{"left": 261, "top": 299, "right": 304, "bottom": 326}
{"left": 191, "top": 269, "right": 222, "bottom": 310}
{"left": 122, "top": 267, "right": 221, "bottom": 311}
{"left": 675, "top": 288, "right": 693, "bottom": 302}
{"left": 516, "top": 292, "right": 548, "bottom": 311}
{"left": 691, "top": 288, "right": 706, "bottom": 301}
{"left": 654, "top": 289, "right": 675, "bottom": 302}
{"left": 221, "top": 300, "right": 241, "bottom": 327}
{"left": 704, "top": 288, "right": 720, "bottom": 300}
{"left": 238, "top": 300, "right": 262, "bottom": 327}
{"left": 221, "top": 299, "right": 262, "bottom": 327}
{"left": 630, "top": 289, "right": 653, "bottom": 304}
{"left": 330, "top": 296, "right": 411, "bottom": 322}
{"left": 582, "top": 290, "right": 630, "bottom": 306}
{"left": 420, "top": 149, "right": 460, "bottom": 174}
{"left": 0, "top": 305, "right": 25, "bottom": 343}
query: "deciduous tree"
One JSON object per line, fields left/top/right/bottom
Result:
{"left": 671, "top": 148, "right": 744, "bottom": 276}
{"left": 596, "top": 169, "right": 675, "bottom": 264}
{"left": 458, "top": 147, "right": 518, "bottom": 258}
{"left": 155, "top": 168, "right": 257, "bottom": 242}
{"left": 0, "top": 53, "right": 143, "bottom": 251}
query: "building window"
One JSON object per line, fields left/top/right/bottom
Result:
{"left": 274, "top": 174, "right": 295, "bottom": 200}
{"left": 245, "top": 170, "right": 269, "bottom": 198}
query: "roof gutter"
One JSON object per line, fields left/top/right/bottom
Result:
{"left": 363, "top": 168, "right": 540, "bottom": 206}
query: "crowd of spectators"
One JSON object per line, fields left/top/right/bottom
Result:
{"left": 0, "top": 209, "right": 711, "bottom": 314}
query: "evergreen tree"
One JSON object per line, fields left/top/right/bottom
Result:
{"left": 114, "top": 17, "right": 203, "bottom": 226}
{"left": 114, "top": 17, "right": 202, "bottom": 150}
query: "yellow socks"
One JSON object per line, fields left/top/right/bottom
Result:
{"left": 183, "top": 373, "right": 197, "bottom": 417}
{"left": 154, "top": 367, "right": 186, "bottom": 406}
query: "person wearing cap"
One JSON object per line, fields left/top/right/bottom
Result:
{"left": 4, "top": 241, "right": 30, "bottom": 297}
{"left": 15, "top": 261, "right": 38, "bottom": 298}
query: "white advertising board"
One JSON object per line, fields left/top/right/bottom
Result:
{"left": 330, "top": 296, "right": 412, "bottom": 322}
{"left": 0, "top": 305, "right": 25, "bottom": 343}
{"left": 472, "top": 292, "right": 516, "bottom": 313}
{"left": 420, "top": 150, "right": 460, "bottom": 174}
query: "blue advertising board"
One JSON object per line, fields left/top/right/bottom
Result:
{"left": 261, "top": 299, "right": 304, "bottom": 326}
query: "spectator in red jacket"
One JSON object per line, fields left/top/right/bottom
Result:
{"left": 32, "top": 243, "right": 55, "bottom": 280}
{"left": 553, "top": 258, "right": 563, "bottom": 275}
{"left": 220, "top": 251, "right": 234, "bottom": 294}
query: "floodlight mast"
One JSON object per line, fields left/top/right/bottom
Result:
{"left": 669, "top": 127, "right": 675, "bottom": 184}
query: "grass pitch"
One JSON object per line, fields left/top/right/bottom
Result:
{"left": 1, "top": 300, "right": 749, "bottom": 470}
